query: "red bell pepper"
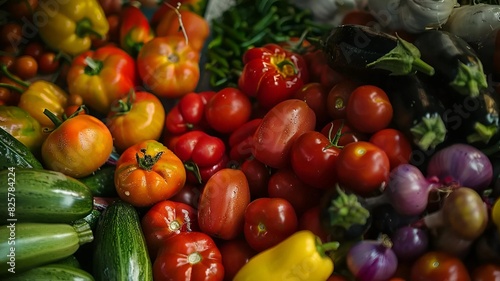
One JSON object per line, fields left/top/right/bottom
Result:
{"left": 238, "top": 43, "right": 309, "bottom": 110}
{"left": 66, "top": 45, "right": 138, "bottom": 114}
{"left": 173, "top": 130, "right": 228, "bottom": 185}
{"left": 153, "top": 231, "right": 224, "bottom": 281}
{"left": 165, "top": 91, "right": 216, "bottom": 135}
{"left": 119, "top": 2, "right": 155, "bottom": 57}
{"left": 141, "top": 200, "right": 199, "bottom": 258}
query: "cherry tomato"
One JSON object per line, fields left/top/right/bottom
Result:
{"left": 205, "top": 87, "right": 252, "bottom": 134}
{"left": 5, "top": 0, "right": 38, "bottom": 19}
{"left": 326, "top": 78, "right": 362, "bottom": 120}
{"left": 252, "top": 99, "right": 316, "bottom": 169}
{"left": 336, "top": 141, "right": 390, "bottom": 196}
{"left": 345, "top": 85, "right": 393, "bottom": 134}
{"left": 293, "top": 82, "right": 329, "bottom": 129}
{"left": 0, "top": 22, "right": 23, "bottom": 48}
{"left": 243, "top": 197, "right": 298, "bottom": 252}
{"left": 37, "top": 52, "right": 61, "bottom": 74}
{"left": 12, "top": 55, "right": 38, "bottom": 80}
{"left": 219, "top": 238, "right": 258, "bottom": 281}
{"left": 0, "top": 55, "right": 15, "bottom": 70}
{"left": 410, "top": 251, "right": 471, "bottom": 281}
{"left": 23, "top": 41, "right": 45, "bottom": 60}
{"left": 320, "top": 119, "right": 368, "bottom": 146}
{"left": 240, "top": 157, "right": 271, "bottom": 200}
{"left": 197, "top": 168, "right": 251, "bottom": 240}
{"left": 369, "top": 128, "right": 413, "bottom": 170}
{"left": 471, "top": 263, "right": 500, "bottom": 281}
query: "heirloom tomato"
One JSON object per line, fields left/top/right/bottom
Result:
{"left": 141, "top": 200, "right": 199, "bottom": 258}
{"left": 243, "top": 197, "right": 298, "bottom": 252}
{"left": 410, "top": 251, "right": 471, "bottom": 281}
{"left": 106, "top": 90, "right": 165, "bottom": 152}
{"left": 41, "top": 107, "right": 113, "bottom": 178}
{"left": 252, "top": 99, "right": 316, "bottom": 169}
{"left": 205, "top": 87, "right": 252, "bottom": 134}
{"left": 336, "top": 141, "right": 390, "bottom": 196}
{"left": 114, "top": 140, "right": 186, "bottom": 207}
{"left": 137, "top": 35, "right": 200, "bottom": 98}
{"left": 198, "top": 168, "right": 251, "bottom": 240}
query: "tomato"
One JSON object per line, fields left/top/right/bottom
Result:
{"left": 0, "top": 22, "right": 23, "bottom": 48}
{"left": 228, "top": 118, "right": 262, "bottom": 162}
{"left": 240, "top": 157, "right": 270, "bottom": 200}
{"left": 198, "top": 168, "right": 251, "bottom": 240}
{"left": 219, "top": 238, "right": 258, "bottom": 281}
{"left": 169, "top": 183, "right": 202, "bottom": 209}
{"left": 471, "top": 263, "right": 500, "bottom": 281}
{"left": 41, "top": 111, "right": 113, "bottom": 178}
{"left": 252, "top": 99, "right": 316, "bottom": 169}
{"left": 326, "top": 78, "right": 362, "bottom": 120}
{"left": 165, "top": 91, "right": 215, "bottom": 135}
{"left": 336, "top": 141, "right": 391, "bottom": 196}
{"left": 106, "top": 91, "right": 165, "bottom": 152}
{"left": 243, "top": 197, "right": 298, "bottom": 252}
{"left": 327, "top": 274, "right": 349, "bottom": 281}
{"left": 369, "top": 128, "right": 413, "bottom": 170}
{"left": 410, "top": 251, "right": 471, "bottom": 281}
{"left": 298, "top": 206, "right": 329, "bottom": 243}
{"left": 141, "top": 200, "right": 199, "bottom": 258}
{"left": 205, "top": 87, "right": 252, "bottom": 134}
{"left": 37, "top": 52, "right": 61, "bottom": 74}
{"left": 293, "top": 82, "right": 330, "bottom": 129}
{"left": 303, "top": 49, "right": 344, "bottom": 90}
{"left": 12, "top": 55, "right": 38, "bottom": 80}
{"left": 320, "top": 119, "right": 368, "bottom": 146}
{"left": 23, "top": 41, "right": 45, "bottom": 60}
{"left": 114, "top": 140, "right": 186, "bottom": 207}
{"left": 268, "top": 168, "right": 323, "bottom": 216}
{"left": 345, "top": 85, "right": 393, "bottom": 134}
{"left": 5, "top": 0, "right": 38, "bottom": 19}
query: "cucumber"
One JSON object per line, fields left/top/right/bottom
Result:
{"left": 79, "top": 165, "right": 117, "bottom": 197}
{"left": 0, "top": 169, "right": 93, "bottom": 223}
{"left": 0, "top": 221, "right": 94, "bottom": 275}
{"left": 2, "top": 264, "right": 94, "bottom": 281}
{"left": 0, "top": 127, "right": 43, "bottom": 170}
{"left": 93, "top": 200, "right": 153, "bottom": 281}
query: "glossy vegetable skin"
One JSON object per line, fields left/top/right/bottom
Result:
{"left": 0, "top": 105, "right": 44, "bottom": 153}
{"left": 119, "top": 3, "right": 154, "bottom": 57}
{"left": 0, "top": 127, "right": 43, "bottom": 169}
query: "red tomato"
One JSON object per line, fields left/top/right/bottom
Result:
{"left": 369, "top": 128, "right": 413, "bottom": 170}
{"left": 303, "top": 49, "right": 344, "bottom": 90}
{"left": 169, "top": 184, "right": 202, "bottom": 209}
{"left": 298, "top": 206, "right": 329, "bottom": 243}
{"left": 243, "top": 197, "right": 298, "bottom": 252}
{"left": 197, "top": 168, "right": 251, "bottom": 240}
{"left": 293, "top": 82, "right": 330, "bottom": 128}
{"left": 345, "top": 85, "right": 393, "bottom": 134}
{"left": 410, "top": 251, "right": 471, "bottom": 281}
{"left": 336, "top": 141, "right": 391, "bottom": 196}
{"left": 289, "top": 131, "right": 341, "bottom": 189}
{"left": 240, "top": 157, "right": 271, "bottom": 200}
{"left": 326, "top": 78, "right": 362, "bottom": 120}
{"left": 252, "top": 99, "right": 316, "bottom": 169}
{"left": 267, "top": 169, "right": 323, "bottom": 216}
{"left": 205, "top": 87, "right": 252, "bottom": 134}
{"left": 228, "top": 118, "right": 262, "bottom": 162}
{"left": 37, "top": 52, "right": 61, "bottom": 74}
{"left": 219, "top": 238, "right": 258, "bottom": 281}
{"left": 471, "top": 263, "right": 500, "bottom": 281}
{"left": 327, "top": 274, "right": 349, "bottom": 281}
{"left": 320, "top": 119, "right": 368, "bottom": 146}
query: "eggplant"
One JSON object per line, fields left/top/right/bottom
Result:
{"left": 320, "top": 24, "right": 435, "bottom": 78}
{"left": 413, "top": 29, "right": 488, "bottom": 97}
{"left": 381, "top": 73, "right": 448, "bottom": 153}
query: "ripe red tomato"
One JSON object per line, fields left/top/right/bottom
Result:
{"left": 471, "top": 263, "right": 500, "bottom": 281}
{"left": 37, "top": 52, "right": 61, "bottom": 74}
{"left": 336, "top": 141, "right": 391, "bottom": 196}
{"left": 12, "top": 55, "right": 38, "bottom": 80}
{"left": 293, "top": 82, "right": 330, "bottom": 128}
{"left": 240, "top": 157, "right": 271, "bottom": 200}
{"left": 345, "top": 85, "right": 393, "bottom": 134}
{"left": 326, "top": 78, "right": 362, "bottom": 120}
{"left": 320, "top": 119, "right": 368, "bottom": 146}
{"left": 205, "top": 87, "right": 252, "bottom": 134}
{"left": 298, "top": 206, "right": 329, "bottom": 243}
{"left": 219, "top": 238, "right": 258, "bottom": 281}
{"left": 369, "top": 128, "right": 413, "bottom": 170}
{"left": 243, "top": 197, "right": 298, "bottom": 252}
{"left": 410, "top": 251, "right": 471, "bottom": 281}
{"left": 252, "top": 99, "right": 316, "bottom": 169}
{"left": 197, "top": 168, "right": 251, "bottom": 240}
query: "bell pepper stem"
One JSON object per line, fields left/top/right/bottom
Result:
{"left": 84, "top": 57, "right": 104, "bottom": 75}
{"left": 43, "top": 108, "right": 64, "bottom": 128}
{"left": 183, "top": 161, "right": 202, "bottom": 184}
{"left": 76, "top": 18, "right": 104, "bottom": 39}
{"left": 136, "top": 149, "right": 164, "bottom": 171}
{"left": 0, "top": 83, "right": 24, "bottom": 93}
{"left": 0, "top": 64, "right": 30, "bottom": 88}
{"left": 316, "top": 236, "right": 340, "bottom": 258}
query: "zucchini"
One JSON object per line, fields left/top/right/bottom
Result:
{"left": 413, "top": 29, "right": 488, "bottom": 97}
{"left": 320, "top": 24, "right": 435, "bottom": 79}
{"left": 3, "top": 264, "right": 94, "bottom": 281}
{"left": 79, "top": 165, "right": 117, "bottom": 197}
{"left": 0, "top": 128, "right": 43, "bottom": 170}
{"left": 0, "top": 221, "right": 93, "bottom": 275}
{"left": 93, "top": 200, "right": 152, "bottom": 281}
{"left": 0, "top": 169, "right": 93, "bottom": 223}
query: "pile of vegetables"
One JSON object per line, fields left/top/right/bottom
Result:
{"left": 2, "top": 0, "right": 500, "bottom": 280}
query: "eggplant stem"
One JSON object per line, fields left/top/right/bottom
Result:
{"left": 451, "top": 61, "right": 488, "bottom": 97}
{"left": 326, "top": 185, "right": 370, "bottom": 230}
{"left": 466, "top": 122, "right": 497, "bottom": 144}
{"left": 410, "top": 114, "right": 447, "bottom": 151}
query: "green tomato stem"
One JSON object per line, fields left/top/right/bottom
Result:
{"left": 136, "top": 149, "right": 164, "bottom": 171}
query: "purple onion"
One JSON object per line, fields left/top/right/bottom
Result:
{"left": 391, "top": 226, "right": 429, "bottom": 261}
{"left": 346, "top": 238, "right": 398, "bottom": 281}
{"left": 427, "top": 143, "right": 493, "bottom": 191}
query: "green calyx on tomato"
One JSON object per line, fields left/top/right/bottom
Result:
{"left": 84, "top": 57, "right": 104, "bottom": 75}
{"left": 43, "top": 105, "right": 86, "bottom": 130}
{"left": 324, "top": 186, "right": 370, "bottom": 233}
{"left": 110, "top": 90, "right": 135, "bottom": 115}
{"left": 136, "top": 148, "right": 164, "bottom": 172}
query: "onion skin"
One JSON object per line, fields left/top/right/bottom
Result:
{"left": 346, "top": 239, "right": 398, "bottom": 281}
{"left": 391, "top": 226, "right": 429, "bottom": 261}
{"left": 426, "top": 143, "right": 493, "bottom": 191}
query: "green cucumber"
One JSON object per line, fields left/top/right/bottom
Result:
{"left": 0, "top": 221, "right": 94, "bottom": 275}
{"left": 93, "top": 200, "right": 152, "bottom": 281}
{"left": 53, "top": 255, "right": 81, "bottom": 268}
{"left": 2, "top": 264, "right": 94, "bottom": 281}
{"left": 0, "top": 128, "right": 43, "bottom": 169}
{"left": 0, "top": 169, "right": 93, "bottom": 223}
{"left": 79, "top": 165, "right": 117, "bottom": 197}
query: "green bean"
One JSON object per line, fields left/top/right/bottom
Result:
{"left": 241, "top": 29, "right": 270, "bottom": 48}
{"left": 207, "top": 51, "right": 230, "bottom": 68}
{"left": 212, "top": 20, "right": 248, "bottom": 43}
{"left": 207, "top": 35, "right": 223, "bottom": 50}
{"left": 252, "top": 7, "right": 279, "bottom": 33}
{"left": 223, "top": 37, "right": 243, "bottom": 57}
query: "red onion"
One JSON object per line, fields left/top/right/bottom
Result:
{"left": 391, "top": 226, "right": 429, "bottom": 261}
{"left": 427, "top": 143, "right": 493, "bottom": 191}
{"left": 364, "top": 164, "right": 441, "bottom": 216}
{"left": 346, "top": 236, "right": 398, "bottom": 281}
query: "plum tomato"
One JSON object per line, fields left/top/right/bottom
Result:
{"left": 205, "top": 87, "right": 252, "bottom": 134}
{"left": 345, "top": 85, "right": 393, "bottom": 134}
{"left": 336, "top": 141, "right": 391, "bottom": 197}
{"left": 410, "top": 251, "right": 471, "bottom": 281}
{"left": 369, "top": 128, "right": 413, "bottom": 170}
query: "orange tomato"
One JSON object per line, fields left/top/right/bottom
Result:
{"left": 114, "top": 140, "right": 186, "bottom": 207}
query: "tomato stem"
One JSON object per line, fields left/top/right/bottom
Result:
{"left": 43, "top": 108, "right": 64, "bottom": 128}
{"left": 111, "top": 89, "right": 135, "bottom": 115}
{"left": 136, "top": 148, "right": 164, "bottom": 171}
{"left": 0, "top": 64, "right": 30, "bottom": 88}
{"left": 0, "top": 82, "right": 24, "bottom": 93}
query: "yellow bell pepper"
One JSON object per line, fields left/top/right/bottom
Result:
{"left": 233, "top": 230, "right": 339, "bottom": 281}
{"left": 35, "top": 0, "right": 109, "bottom": 56}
